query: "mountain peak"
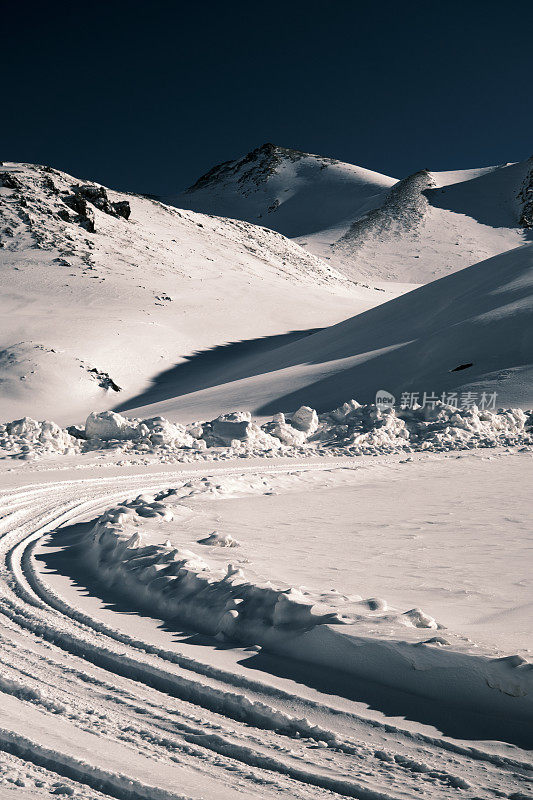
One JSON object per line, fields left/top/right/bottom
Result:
{"left": 175, "top": 145, "right": 396, "bottom": 241}
{"left": 184, "top": 143, "right": 310, "bottom": 195}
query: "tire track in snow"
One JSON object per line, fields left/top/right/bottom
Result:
{"left": 0, "top": 462, "right": 531, "bottom": 800}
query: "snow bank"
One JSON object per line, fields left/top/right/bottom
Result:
{"left": 81, "top": 492, "right": 533, "bottom": 722}
{"left": 1, "top": 401, "right": 531, "bottom": 460}
{"left": 84, "top": 411, "right": 197, "bottom": 448}
{"left": 84, "top": 495, "right": 347, "bottom": 641}
{"left": 204, "top": 411, "right": 280, "bottom": 450}
{"left": 0, "top": 417, "right": 77, "bottom": 459}
{"left": 314, "top": 401, "right": 533, "bottom": 453}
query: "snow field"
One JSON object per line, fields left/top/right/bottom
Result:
{"left": 1, "top": 161, "right": 389, "bottom": 423}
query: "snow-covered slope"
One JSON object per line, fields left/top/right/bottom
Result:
{"left": 174, "top": 144, "right": 533, "bottom": 284}
{"left": 0, "top": 162, "right": 390, "bottom": 423}
{"left": 331, "top": 159, "right": 533, "bottom": 282}
{"left": 172, "top": 143, "right": 396, "bottom": 239}
{"left": 124, "top": 244, "right": 533, "bottom": 421}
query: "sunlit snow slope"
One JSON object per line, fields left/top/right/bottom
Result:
{"left": 0, "top": 162, "right": 388, "bottom": 423}
{"left": 125, "top": 244, "right": 533, "bottom": 421}
{"left": 172, "top": 143, "right": 396, "bottom": 240}
{"left": 175, "top": 144, "right": 533, "bottom": 283}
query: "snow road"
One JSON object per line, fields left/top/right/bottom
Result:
{"left": 0, "top": 456, "right": 531, "bottom": 799}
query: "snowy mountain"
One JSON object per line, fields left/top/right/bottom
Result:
{"left": 174, "top": 144, "right": 533, "bottom": 283}
{"left": 124, "top": 243, "right": 533, "bottom": 421}
{"left": 329, "top": 160, "right": 533, "bottom": 282}
{"left": 172, "top": 143, "right": 396, "bottom": 240}
{"left": 0, "top": 162, "right": 391, "bottom": 423}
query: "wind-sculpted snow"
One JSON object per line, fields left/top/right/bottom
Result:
{"left": 85, "top": 495, "right": 349, "bottom": 639}
{"left": 1, "top": 400, "right": 531, "bottom": 461}
{"left": 77, "top": 485, "right": 533, "bottom": 723}
{"left": 336, "top": 170, "right": 437, "bottom": 252}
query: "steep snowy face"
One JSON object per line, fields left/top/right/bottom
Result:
{"left": 0, "top": 161, "right": 382, "bottom": 423}
{"left": 172, "top": 143, "right": 397, "bottom": 239}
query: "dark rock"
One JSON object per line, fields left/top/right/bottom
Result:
{"left": 518, "top": 167, "right": 533, "bottom": 228}
{"left": 111, "top": 200, "right": 131, "bottom": 219}
{"left": 42, "top": 175, "right": 58, "bottom": 193}
{"left": 0, "top": 171, "right": 22, "bottom": 190}
{"left": 79, "top": 204, "right": 95, "bottom": 232}
{"left": 63, "top": 194, "right": 95, "bottom": 232}
{"left": 57, "top": 208, "right": 72, "bottom": 223}
{"left": 450, "top": 362, "right": 473, "bottom": 372}
{"left": 70, "top": 184, "right": 130, "bottom": 221}
{"left": 87, "top": 366, "right": 122, "bottom": 392}
{"left": 75, "top": 183, "right": 110, "bottom": 209}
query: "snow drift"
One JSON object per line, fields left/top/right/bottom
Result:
{"left": 78, "top": 490, "right": 533, "bottom": 723}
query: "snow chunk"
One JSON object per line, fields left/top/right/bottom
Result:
{"left": 403, "top": 608, "right": 438, "bottom": 629}
{"left": 290, "top": 405, "right": 319, "bottom": 434}
{"left": 85, "top": 411, "right": 138, "bottom": 441}
{"left": 198, "top": 531, "right": 240, "bottom": 547}
{"left": 0, "top": 417, "right": 77, "bottom": 459}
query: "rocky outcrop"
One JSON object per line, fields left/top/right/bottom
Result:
{"left": 0, "top": 171, "right": 23, "bottom": 190}
{"left": 518, "top": 162, "right": 533, "bottom": 229}
{"left": 62, "top": 193, "right": 96, "bottom": 232}
{"left": 185, "top": 143, "right": 338, "bottom": 195}
{"left": 61, "top": 184, "right": 131, "bottom": 231}
{"left": 73, "top": 184, "right": 131, "bottom": 219}
{"left": 110, "top": 199, "right": 131, "bottom": 219}
{"left": 336, "top": 170, "right": 437, "bottom": 252}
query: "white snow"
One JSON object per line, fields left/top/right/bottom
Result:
{"left": 41, "top": 449, "right": 533, "bottom": 725}
{"left": 1, "top": 148, "right": 532, "bottom": 799}
{"left": 173, "top": 143, "right": 533, "bottom": 284}
{"left": 1, "top": 398, "right": 531, "bottom": 462}
{"left": 171, "top": 143, "right": 396, "bottom": 240}
{"left": 0, "top": 444, "right": 530, "bottom": 799}
{"left": 0, "top": 162, "right": 393, "bottom": 424}
{"left": 121, "top": 243, "right": 533, "bottom": 421}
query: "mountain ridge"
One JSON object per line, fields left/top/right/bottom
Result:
{"left": 172, "top": 144, "right": 533, "bottom": 283}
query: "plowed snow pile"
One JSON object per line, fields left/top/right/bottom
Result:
{"left": 75, "top": 468, "right": 533, "bottom": 723}
{"left": 1, "top": 400, "right": 531, "bottom": 461}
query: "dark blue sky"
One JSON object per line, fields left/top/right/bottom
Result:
{"left": 2, "top": 0, "right": 532, "bottom": 195}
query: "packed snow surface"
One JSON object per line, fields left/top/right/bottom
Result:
{"left": 1, "top": 441, "right": 531, "bottom": 798}
{"left": 76, "top": 452, "right": 533, "bottom": 721}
